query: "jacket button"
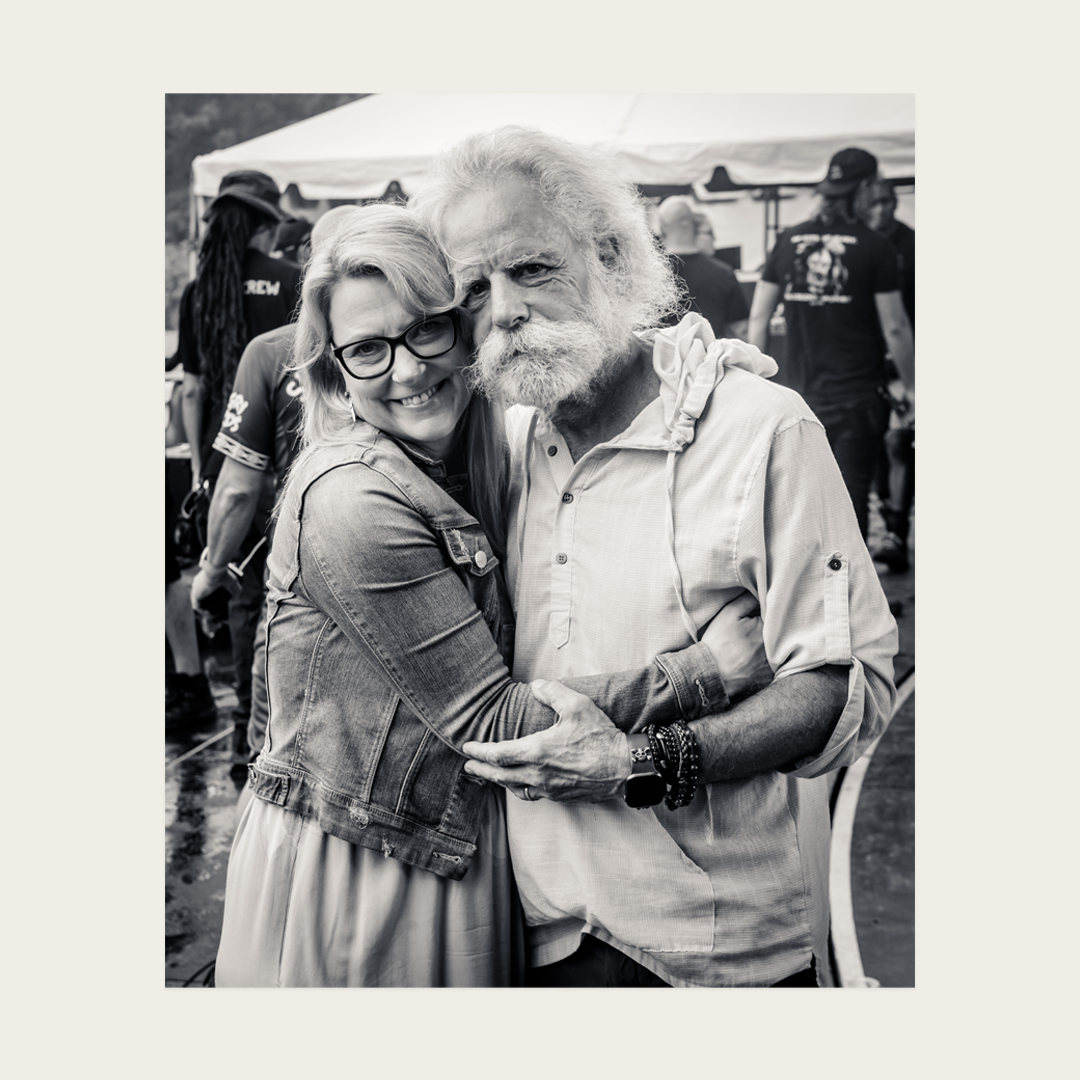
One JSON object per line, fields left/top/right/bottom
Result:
{"left": 556, "top": 553, "right": 568, "bottom": 564}
{"left": 474, "top": 549, "right": 487, "bottom": 569}
{"left": 547, "top": 445, "right": 558, "bottom": 456}
{"left": 561, "top": 492, "right": 574, "bottom": 504}
{"left": 828, "top": 557, "right": 842, "bottom": 571}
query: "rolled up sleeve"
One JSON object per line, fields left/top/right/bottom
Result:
{"left": 739, "top": 415, "right": 898, "bottom": 777}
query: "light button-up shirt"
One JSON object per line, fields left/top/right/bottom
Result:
{"left": 503, "top": 318, "right": 897, "bottom": 987}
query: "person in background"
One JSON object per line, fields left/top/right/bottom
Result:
{"left": 656, "top": 196, "right": 748, "bottom": 339}
{"left": 416, "top": 126, "right": 897, "bottom": 988}
{"left": 693, "top": 213, "right": 720, "bottom": 258}
{"left": 176, "top": 171, "right": 301, "bottom": 736}
{"left": 862, "top": 179, "right": 915, "bottom": 573}
{"left": 748, "top": 147, "right": 914, "bottom": 539}
{"left": 271, "top": 216, "right": 314, "bottom": 266}
{"left": 863, "top": 180, "right": 914, "bottom": 327}
{"left": 166, "top": 345, "right": 217, "bottom": 732}
{"left": 191, "top": 207, "right": 363, "bottom": 763}
{"left": 166, "top": 484, "right": 217, "bottom": 732}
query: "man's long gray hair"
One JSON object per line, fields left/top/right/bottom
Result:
{"left": 414, "top": 126, "right": 680, "bottom": 333}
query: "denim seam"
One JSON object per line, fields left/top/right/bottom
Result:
{"left": 291, "top": 614, "right": 332, "bottom": 769}
{"left": 394, "top": 726, "right": 431, "bottom": 818}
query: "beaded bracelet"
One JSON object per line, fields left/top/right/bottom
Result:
{"left": 643, "top": 725, "right": 662, "bottom": 777}
{"left": 658, "top": 723, "right": 681, "bottom": 785}
{"left": 663, "top": 719, "right": 701, "bottom": 810}
{"left": 641, "top": 722, "right": 701, "bottom": 810}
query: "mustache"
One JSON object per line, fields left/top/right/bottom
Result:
{"left": 466, "top": 318, "right": 602, "bottom": 409}
{"left": 473, "top": 319, "right": 587, "bottom": 361}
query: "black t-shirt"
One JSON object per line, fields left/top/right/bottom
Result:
{"left": 887, "top": 219, "right": 915, "bottom": 328}
{"left": 761, "top": 217, "right": 900, "bottom": 404}
{"left": 661, "top": 252, "right": 750, "bottom": 334}
{"left": 176, "top": 250, "right": 302, "bottom": 480}
{"left": 211, "top": 324, "right": 302, "bottom": 483}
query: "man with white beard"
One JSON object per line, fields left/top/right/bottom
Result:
{"left": 414, "top": 128, "right": 898, "bottom": 988}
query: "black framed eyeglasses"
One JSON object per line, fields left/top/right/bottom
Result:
{"left": 330, "top": 311, "right": 459, "bottom": 380}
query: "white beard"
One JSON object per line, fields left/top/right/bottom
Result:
{"left": 468, "top": 298, "right": 635, "bottom": 413}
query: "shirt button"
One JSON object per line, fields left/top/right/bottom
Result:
{"left": 556, "top": 553, "right": 568, "bottom": 564}
{"left": 828, "top": 557, "right": 842, "bottom": 571}
{"left": 474, "top": 550, "right": 487, "bottom": 569}
{"left": 561, "top": 492, "right": 574, "bottom": 504}
{"left": 547, "top": 445, "right": 558, "bottom": 457}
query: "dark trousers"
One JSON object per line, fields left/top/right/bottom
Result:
{"left": 880, "top": 427, "right": 915, "bottom": 542}
{"left": 226, "top": 532, "right": 267, "bottom": 723}
{"left": 526, "top": 933, "right": 817, "bottom": 988}
{"left": 204, "top": 473, "right": 270, "bottom": 727}
{"left": 809, "top": 395, "right": 891, "bottom": 540}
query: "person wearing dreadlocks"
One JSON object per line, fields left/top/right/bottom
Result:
{"left": 174, "top": 171, "right": 301, "bottom": 734}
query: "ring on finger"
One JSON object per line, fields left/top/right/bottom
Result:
{"left": 522, "top": 786, "right": 535, "bottom": 801}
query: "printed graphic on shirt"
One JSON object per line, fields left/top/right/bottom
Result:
{"left": 220, "top": 391, "right": 250, "bottom": 433}
{"left": 244, "top": 279, "right": 283, "bottom": 296}
{"left": 783, "top": 232, "right": 858, "bottom": 306}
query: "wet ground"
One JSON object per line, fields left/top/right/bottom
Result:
{"left": 165, "top": 502, "right": 915, "bottom": 988}
{"left": 850, "top": 497, "right": 915, "bottom": 987}
{"left": 165, "top": 612, "right": 244, "bottom": 988}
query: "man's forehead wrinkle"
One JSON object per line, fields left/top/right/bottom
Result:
{"left": 440, "top": 179, "right": 572, "bottom": 281}
{"left": 505, "top": 246, "right": 560, "bottom": 270}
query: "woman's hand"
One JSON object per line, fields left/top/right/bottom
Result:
{"left": 700, "top": 591, "right": 773, "bottom": 702}
{"left": 462, "top": 680, "right": 628, "bottom": 803}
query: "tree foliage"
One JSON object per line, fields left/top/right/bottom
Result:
{"left": 164, "top": 94, "right": 369, "bottom": 330}
{"left": 165, "top": 94, "right": 369, "bottom": 242}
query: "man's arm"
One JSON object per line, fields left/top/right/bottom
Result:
{"left": 463, "top": 414, "right": 897, "bottom": 803}
{"left": 190, "top": 455, "right": 264, "bottom": 609}
{"left": 181, "top": 372, "right": 203, "bottom": 489}
{"left": 461, "top": 667, "right": 848, "bottom": 801}
{"left": 875, "top": 290, "right": 915, "bottom": 392}
{"left": 747, "top": 280, "right": 782, "bottom": 352}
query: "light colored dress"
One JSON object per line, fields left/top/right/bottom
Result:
{"left": 215, "top": 787, "right": 524, "bottom": 987}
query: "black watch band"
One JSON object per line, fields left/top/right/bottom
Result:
{"left": 624, "top": 732, "right": 667, "bottom": 809}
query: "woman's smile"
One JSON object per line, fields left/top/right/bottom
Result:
{"left": 391, "top": 378, "right": 447, "bottom": 408}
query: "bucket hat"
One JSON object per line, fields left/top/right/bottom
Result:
{"left": 203, "top": 170, "right": 284, "bottom": 223}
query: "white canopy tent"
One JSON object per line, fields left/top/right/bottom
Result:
{"left": 191, "top": 93, "right": 915, "bottom": 203}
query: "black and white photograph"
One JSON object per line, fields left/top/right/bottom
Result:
{"left": 163, "top": 92, "right": 917, "bottom": 990}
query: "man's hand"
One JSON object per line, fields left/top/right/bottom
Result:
{"left": 190, "top": 564, "right": 241, "bottom": 612}
{"left": 461, "top": 680, "right": 628, "bottom": 803}
{"left": 700, "top": 591, "right": 773, "bottom": 701}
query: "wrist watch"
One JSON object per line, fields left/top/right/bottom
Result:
{"left": 623, "top": 733, "right": 667, "bottom": 809}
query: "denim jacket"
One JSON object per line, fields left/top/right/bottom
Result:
{"left": 249, "top": 423, "right": 727, "bottom": 880}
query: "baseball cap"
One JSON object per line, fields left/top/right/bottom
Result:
{"left": 816, "top": 148, "right": 879, "bottom": 196}
{"left": 203, "top": 170, "right": 284, "bottom": 223}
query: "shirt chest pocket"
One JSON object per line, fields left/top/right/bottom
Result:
{"left": 434, "top": 523, "right": 515, "bottom": 668}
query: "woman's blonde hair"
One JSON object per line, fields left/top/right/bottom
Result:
{"left": 290, "top": 202, "right": 509, "bottom": 555}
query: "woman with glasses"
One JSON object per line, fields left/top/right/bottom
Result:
{"left": 215, "top": 204, "right": 765, "bottom": 987}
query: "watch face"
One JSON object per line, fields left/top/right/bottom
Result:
{"left": 625, "top": 772, "right": 667, "bottom": 809}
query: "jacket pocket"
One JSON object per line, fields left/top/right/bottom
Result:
{"left": 435, "top": 523, "right": 515, "bottom": 667}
